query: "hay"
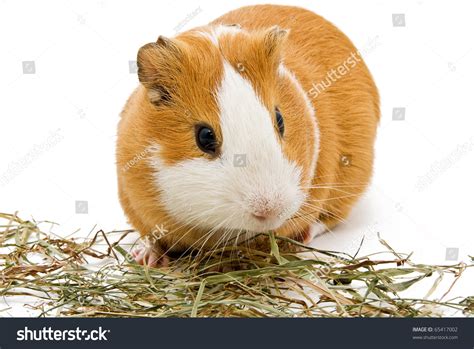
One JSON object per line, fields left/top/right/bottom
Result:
{"left": 1, "top": 212, "right": 472, "bottom": 317}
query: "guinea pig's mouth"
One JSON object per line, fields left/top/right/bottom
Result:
{"left": 240, "top": 212, "right": 288, "bottom": 233}
{"left": 241, "top": 197, "right": 303, "bottom": 233}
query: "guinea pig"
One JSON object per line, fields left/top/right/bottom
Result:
{"left": 116, "top": 4, "right": 380, "bottom": 267}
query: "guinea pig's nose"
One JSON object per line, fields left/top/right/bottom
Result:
{"left": 252, "top": 212, "right": 271, "bottom": 221}
{"left": 250, "top": 196, "right": 284, "bottom": 220}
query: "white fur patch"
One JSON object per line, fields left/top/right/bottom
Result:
{"left": 195, "top": 25, "right": 244, "bottom": 46}
{"left": 193, "top": 30, "right": 218, "bottom": 46}
{"left": 278, "top": 64, "right": 320, "bottom": 184}
{"left": 217, "top": 62, "right": 306, "bottom": 227}
{"left": 149, "top": 62, "right": 306, "bottom": 236}
{"left": 213, "top": 24, "right": 242, "bottom": 38}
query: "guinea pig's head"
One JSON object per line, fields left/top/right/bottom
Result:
{"left": 125, "top": 25, "right": 318, "bottom": 242}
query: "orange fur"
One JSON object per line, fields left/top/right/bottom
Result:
{"left": 116, "top": 5, "right": 379, "bottom": 253}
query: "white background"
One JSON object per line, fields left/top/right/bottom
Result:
{"left": 1, "top": 0, "right": 473, "bottom": 314}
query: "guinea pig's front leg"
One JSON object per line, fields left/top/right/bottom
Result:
{"left": 301, "top": 222, "right": 328, "bottom": 244}
{"left": 131, "top": 243, "right": 169, "bottom": 268}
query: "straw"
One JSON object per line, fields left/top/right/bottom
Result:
{"left": 1, "top": 212, "right": 472, "bottom": 317}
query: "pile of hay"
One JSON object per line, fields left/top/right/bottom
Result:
{"left": 1, "top": 212, "right": 472, "bottom": 317}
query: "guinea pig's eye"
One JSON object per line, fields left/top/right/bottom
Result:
{"left": 195, "top": 125, "right": 218, "bottom": 155}
{"left": 275, "top": 107, "right": 284, "bottom": 137}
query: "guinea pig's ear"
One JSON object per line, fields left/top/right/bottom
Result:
{"left": 262, "top": 26, "right": 289, "bottom": 58}
{"left": 137, "top": 36, "right": 182, "bottom": 105}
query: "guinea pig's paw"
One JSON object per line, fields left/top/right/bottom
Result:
{"left": 302, "top": 222, "right": 327, "bottom": 244}
{"left": 131, "top": 245, "right": 169, "bottom": 268}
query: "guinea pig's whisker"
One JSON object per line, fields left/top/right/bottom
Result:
{"left": 289, "top": 202, "right": 323, "bottom": 219}
{"left": 171, "top": 216, "right": 228, "bottom": 263}
{"left": 174, "top": 228, "right": 222, "bottom": 266}
{"left": 311, "top": 173, "right": 368, "bottom": 180}
{"left": 200, "top": 232, "right": 231, "bottom": 267}
{"left": 305, "top": 177, "right": 369, "bottom": 183}
{"left": 293, "top": 213, "right": 339, "bottom": 240}
{"left": 285, "top": 217, "right": 306, "bottom": 241}
{"left": 302, "top": 201, "right": 346, "bottom": 219}
{"left": 291, "top": 201, "right": 348, "bottom": 226}
{"left": 302, "top": 183, "right": 368, "bottom": 190}
{"left": 303, "top": 176, "right": 370, "bottom": 183}
{"left": 234, "top": 229, "right": 249, "bottom": 268}
{"left": 204, "top": 228, "right": 229, "bottom": 256}
{"left": 307, "top": 192, "right": 367, "bottom": 202}
{"left": 179, "top": 231, "right": 216, "bottom": 265}
{"left": 219, "top": 226, "right": 243, "bottom": 265}
{"left": 207, "top": 216, "right": 241, "bottom": 257}
{"left": 157, "top": 205, "right": 230, "bottom": 262}
{"left": 215, "top": 228, "right": 238, "bottom": 267}
{"left": 193, "top": 213, "right": 239, "bottom": 264}
{"left": 303, "top": 184, "right": 369, "bottom": 190}
{"left": 302, "top": 189, "right": 368, "bottom": 198}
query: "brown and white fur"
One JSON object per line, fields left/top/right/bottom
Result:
{"left": 116, "top": 5, "right": 380, "bottom": 267}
